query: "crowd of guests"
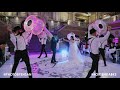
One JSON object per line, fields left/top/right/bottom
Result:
{"left": 107, "top": 42, "right": 120, "bottom": 63}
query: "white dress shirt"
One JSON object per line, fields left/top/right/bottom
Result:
{"left": 39, "top": 38, "right": 47, "bottom": 45}
{"left": 89, "top": 31, "right": 110, "bottom": 54}
{"left": 75, "top": 37, "right": 80, "bottom": 46}
{"left": 38, "top": 31, "right": 47, "bottom": 45}
{"left": 10, "top": 32, "right": 32, "bottom": 51}
{"left": 24, "top": 32, "right": 33, "bottom": 45}
{"left": 99, "top": 40, "right": 108, "bottom": 49}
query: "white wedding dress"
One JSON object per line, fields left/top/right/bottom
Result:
{"left": 55, "top": 40, "right": 84, "bottom": 71}
{"left": 68, "top": 41, "right": 84, "bottom": 66}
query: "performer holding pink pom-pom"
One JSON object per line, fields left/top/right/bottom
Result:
{"left": 86, "top": 26, "right": 111, "bottom": 78}
{"left": 10, "top": 25, "right": 32, "bottom": 78}
{"left": 20, "top": 20, "right": 33, "bottom": 62}
{"left": 37, "top": 29, "right": 48, "bottom": 58}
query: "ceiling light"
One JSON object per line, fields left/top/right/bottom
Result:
{"left": 80, "top": 12, "right": 91, "bottom": 16}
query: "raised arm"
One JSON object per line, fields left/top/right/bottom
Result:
{"left": 63, "top": 38, "right": 69, "bottom": 42}
{"left": 23, "top": 31, "right": 32, "bottom": 40}
{"left": 10, "top": 33, "right": 16, "bottom": 46}
{"left": 38, "top": 38, "right": 42, "bottom": 42}
{"left": 75, "top": 39, "right": 80, "bottom": 42}
{"left": 74, "top": 38, "right": 80, "bottom": 43}
{"left": 99, "top": 26, "right": 111, "bottom": 42}
{"left": 59, "top": 38, "right": 64, "bottom": 43}
{"left": 99, "top": 31, "right": 110, "bottom": 42}
{"left": 44, "top": 26, "right": 53, "bottom": 39}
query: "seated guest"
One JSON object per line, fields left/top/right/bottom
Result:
{"left": 116, "top": 43, "right": 120, "bottom": 61}
{"left": 109, "top": 43, "right": 116, "bottom": 63}
{"left": 116, "top": 43, "right": 120, "bottom": 49}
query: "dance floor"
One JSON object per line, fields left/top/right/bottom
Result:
{"left": 0, "top": 53, "right": 120, "bottom": 78}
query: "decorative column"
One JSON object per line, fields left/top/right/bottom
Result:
{"left": 73, "top": 12, "right": 76, "bottom": 21}
{"left": 53, "top": 12, "right": 56, "bottom": 21}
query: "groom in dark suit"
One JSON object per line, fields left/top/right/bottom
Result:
{"left": 51, "top": 34, "right": 59, "bottom": 63}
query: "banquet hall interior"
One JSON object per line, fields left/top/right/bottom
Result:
{"left": 0, "top": 12, "right": 120, "bottom": 78}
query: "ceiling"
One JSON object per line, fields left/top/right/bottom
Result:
{"left": 74, "top": 12, "right": 120, "bottom": 21}
{"left": 74, "top": 12, "right": 93, "bottom": 21}
{"left": 0, "top": 12, "right": 120, "bottom": 23}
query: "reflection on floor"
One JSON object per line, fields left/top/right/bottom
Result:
{"left": 0, "top": 53, "right": 120, "bottom": 78}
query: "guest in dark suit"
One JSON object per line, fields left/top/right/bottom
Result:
{"left": 109, "top": 43, "right": 116, "bottom": 63}
{"left": 51, "top": 34, "right": 59, "bottom": 63}
{"left": 116, "top": 43, "right": 120, "bottom": 49}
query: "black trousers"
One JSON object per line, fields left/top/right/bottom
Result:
{"left": 10, "top": 49, "right": 32, "bottom": 78}
{"left": 51, "top": 49, "right": 56, "bottom": 63}
{"left": 99, "top": 48, "right": 107, "bottom": 66}
{"left": 111, "top": 51, "right": 116, "bottom": 63}
{"left": 39, "top": 44, "right": 47, "bottom": 57}
{"left": 86, "top": 53, "right": 99, "bottom": 78}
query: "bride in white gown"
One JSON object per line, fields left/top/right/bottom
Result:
{"left": 55, "top": 35, "right": 84, "bottom": 71}
{"left": 64, "top": 36, "right": 84, "bottom": 63}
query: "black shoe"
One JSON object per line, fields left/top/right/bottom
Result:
{"left": 113, "top": 61, "right": 116, "bottom": 63}
{"left": 96, "top": 75, "right": 101, "bottom": 78}
{"left": 10, "top": 76, "right": 13, "bottom": 78}
{"left": 86, "top": 76, "right": 90, "bottom": 78}
{"left": 113, "top": 58, "right": 116, "bottom": 63}
{"left": 29, "top": 75, "right": 32, "bottom": 78}
{"left": 51, "top": 61, "right": 54, "bottom": 63}
{"left": 54, "top": 61, "right": 58, "bottom": 63}
{"left": 38, "top": 56, "right": 41, "bottom": 58}
{"left": 105, "top": 64, "right": 107, "bottom": 66}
